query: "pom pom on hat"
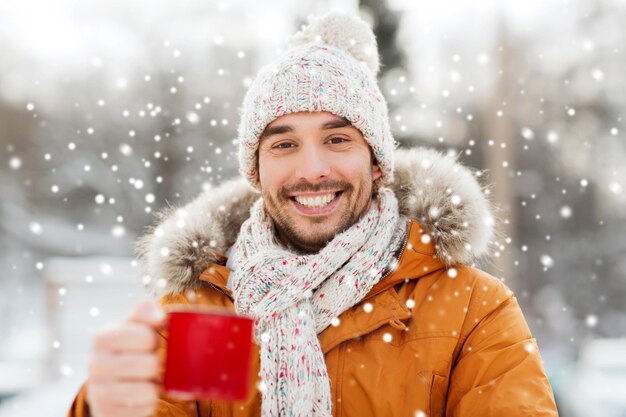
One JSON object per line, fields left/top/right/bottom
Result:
{"left": 289, "top": 12, "right": 380, "bottom": 75}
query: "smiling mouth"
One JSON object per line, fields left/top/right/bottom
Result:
{"left": 292, "top": 193, "right": 335, "bottom": 208}
{"left": 289, "top": 191, "right": 343, "bottom": 210}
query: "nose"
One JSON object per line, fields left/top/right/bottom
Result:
{"left": 294, "top": 144, "right": 331, "bottom": 182}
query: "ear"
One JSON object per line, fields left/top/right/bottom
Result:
{"left": 372, "top": 161, "right": 382, "bottom": 181}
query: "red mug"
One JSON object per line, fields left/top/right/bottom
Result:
{"left": 163, "top": 307, "right": 255, "bottom": 402}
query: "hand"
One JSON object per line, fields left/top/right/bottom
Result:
{"left": 86, "top": 299, "right": 166, "bottom": 417}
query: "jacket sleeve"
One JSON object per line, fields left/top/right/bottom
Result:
{"left": 66, "top": 383, "right": 90, "bottom": 417}
{"left": 446, "top": 275, "right": 559, "bottom": 417}
{"left": 66, "top": 383, "right": 199, "bottom": 417}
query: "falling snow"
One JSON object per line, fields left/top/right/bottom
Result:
{"left": 521, "top": 127, "right": 535, "bottom": 140}
{"left": 609, "top": 182, "right": 622, "bottom": 195}
{"left": 0, "top": 3, "right": 625, "bottom": 414}
{"left": 60, "top": 365, "right": 74, "bottom": 377}
{"left": 29, "top": 222, "right": 43, "bottom": 235}
{"left": 559, "top": 206, "right": 573, "bottom": 219}
{"left": 540, "top": 255, "right": 555, "bottom": 269}
{"left": 586, "top": 315, "right": 598, "bottom": 328}
{"left": 119, "top": 143, "right": 133, "bottom": 156}
{"left": 111, "top": 225, "right": 125, "bottom": 237}
{"left": 9, "top": 156, "right": 22, "bottom": 169}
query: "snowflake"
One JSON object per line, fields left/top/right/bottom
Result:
{"left": 540, "top": 254, "right": 554, "bottom": 269}
{"left": 9, "top": 156, "right": 22, "bottom": 170}
{"left": 120, "top": 143, "right": 133, "bottom": 156}
{"left": 559, "top": 206, "right": 573, "bottom": 219}
{"left": 60, "top": 364, "right": 74, "bottom": 377}
{"left": 111, "top": 225, "right": 125, "bottom": 238}
{"left": 186, "top": 111, "right": 200, "bottom": 124}
{"left": 586, "top": 315, "right": 598, "bottom": 328}
{"left": 29, "top": 222, "right": 43, "bottom": 235}
{"left": 100, "top": 263, "right": 113, "bottom": 275}
{"left": 609, "top": 182, "right": 622, "bottom": 195}
{"left": 520, "top": 127, "right": 535, "bottom": 140}
{"left": 546, "top": 131, "right": 559, "bottom": 144}
{"left": 591, "top": 68, "right": 605, "bottom": 81}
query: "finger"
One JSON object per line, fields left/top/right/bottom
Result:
{"left": 89, "top": 352, "right": 160, "bottom": 381}
{"left": 92, "top": 322, "right": 158, "bottom": 353}
{"left": 88, "top": 380, "right": 159, "bottom": 408}
{"left": 128, "top": 299, "right": 166, "bottom": 328}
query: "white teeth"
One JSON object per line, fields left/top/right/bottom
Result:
{"left": 294, "top": 193, "right": 336, "bottom": 208}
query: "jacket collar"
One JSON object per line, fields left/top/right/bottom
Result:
{"left": 137, "top": 147, "right": 495, "bottom": 295}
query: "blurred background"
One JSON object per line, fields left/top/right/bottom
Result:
{"left": 1, "top": 0, "right": 625, "bottom": 415}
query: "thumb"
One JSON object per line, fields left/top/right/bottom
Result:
{"left": 128, "top": 299, "right": 166, "bottom": 328}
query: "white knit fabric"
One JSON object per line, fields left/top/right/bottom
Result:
{"left": 231, "top": 188, "right": 406, "bottom": 416}
{"left": 237, "top": 12, "right": 395, "bottom": 189}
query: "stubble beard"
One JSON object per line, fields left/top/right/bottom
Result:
{"left": 262, "top": 179, "right": 373, "bottom": 255}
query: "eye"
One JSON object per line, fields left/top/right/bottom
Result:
{"left": 328, "top": 136, "right": 349, "bottom": 144}
{"left": 272, "top": 142, "right": 296, "bottom": 149}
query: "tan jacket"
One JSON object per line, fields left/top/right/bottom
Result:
{"left": 68, "top": 148, "right": 558, "bottom": 416}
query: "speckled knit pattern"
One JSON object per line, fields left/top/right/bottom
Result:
{"left": 231, "top": 188, "right": 405, "bottom": 417}
{"left": 237, "top": 13, "right": 395, "bottom": 189}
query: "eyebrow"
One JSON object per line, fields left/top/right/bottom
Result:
{"left": 260, "top": 124, "right": 293, "bottom": 139}
{"left": 260, "top": 116, "right": 352, "bottom": 140}
{"left": 321, "top": 117, "right": 351, "bottom": 130}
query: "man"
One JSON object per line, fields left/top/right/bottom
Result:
{"left": 69, "top": 12, "right": 558, "bottom": 417}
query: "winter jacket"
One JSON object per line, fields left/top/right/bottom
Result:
{"left": 68, "top": 148, "right": 558, "bottom": 417}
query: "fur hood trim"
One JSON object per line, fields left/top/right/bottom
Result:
{"left": 136, "top": 148, "right": 495, "bottom": 294}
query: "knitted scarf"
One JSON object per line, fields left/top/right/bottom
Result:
{"left": 231, "top": 188, "right": 405, "bottom": 417}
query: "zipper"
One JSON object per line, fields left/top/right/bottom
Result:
{"left": 205, "top": 279, "right": 233, "bottom": 301}
{"left": 379, "top": 219, "right": 411, "bottom": 281}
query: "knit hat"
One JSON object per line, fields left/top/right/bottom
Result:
{"left": 237, "top": 12, "right": 395, "bottom": 189}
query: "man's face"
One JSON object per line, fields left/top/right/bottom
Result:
{"left": 258, "top": 111, "right": 382, "bottom": 254}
